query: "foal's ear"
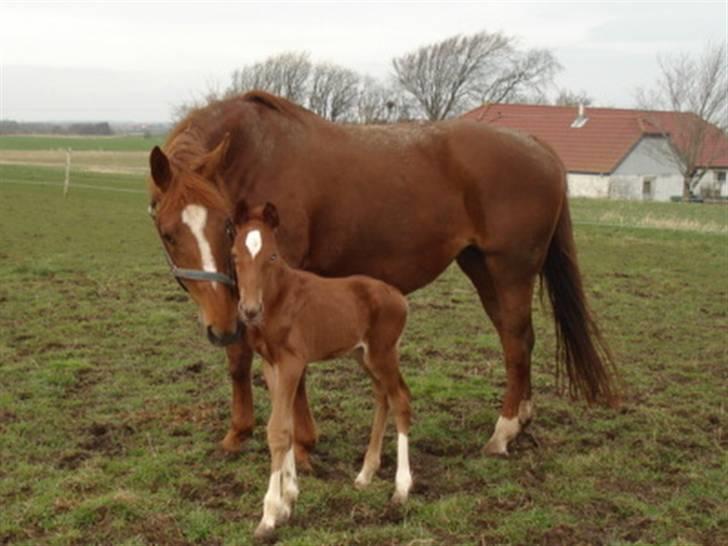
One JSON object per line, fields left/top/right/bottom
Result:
{"left": 262, "top": 202, "right": 280, "bottom": 229}
{"left": 149, "top": 146, "right": 172, "bottom": 191}
{"left": 233, "top": 200, "right": 249, "bottom": 226}
{"left": 196, "top": 133, "right": 230, "bottom": 180}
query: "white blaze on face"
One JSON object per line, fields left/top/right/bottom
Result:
{"left": 181, "top": 204, "right": 218, "bottom": 285}
{"left": 245, "top": 229, "right": 262, "bottom": 259}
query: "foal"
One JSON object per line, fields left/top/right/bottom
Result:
{"left": 231, "top": 201, "right": 412, "bottom": 539}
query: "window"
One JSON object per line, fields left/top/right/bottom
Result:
{"left": 717, "top": 171, "right": 726, "bottom": 184}
{"left": 642, "top": 176, "right": 655, "bottom": 200}
{"left": 570, "top": 116, "right": 588, "bottom": 128}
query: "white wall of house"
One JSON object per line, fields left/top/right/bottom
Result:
{"left": 696, "top": 169, "right": 728, "bottom": 197}
{"left": 608, "top": 174, "right": 683, "bottom": 201}
{"left": 609, "top": 136, "right": 684, "bottom": 201}
{"left": 564, "top": 135, "right": 726, "bottom": 201}
{"left": 567, "top": 173, "right": 610, "bottom": 198}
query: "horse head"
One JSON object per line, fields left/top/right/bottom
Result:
{"left": 231, "top": 200, "right": 281, "bottom": 326}
{"left": 147, "top": 134, "right": 242, "bottom": 346}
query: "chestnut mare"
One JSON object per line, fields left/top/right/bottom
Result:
{"left": 147, "top": 91, "right": 616, "bottom": 463}
{"left": 231, "top": 200, "right": 411, "bottom": 539}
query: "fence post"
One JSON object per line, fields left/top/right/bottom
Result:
{"left": 63, "top": 148, "right": 72, "bottom": 197}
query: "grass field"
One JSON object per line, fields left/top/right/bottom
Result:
{"left": 0, "top": 161, "right": 726, "bottom": 545}
{"left": 0, "top": 135, "right": 165, "bottom": 152}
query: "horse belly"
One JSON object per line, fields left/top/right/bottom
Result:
{"left": 325, "top": 229, "right": 465, "bottom": 295}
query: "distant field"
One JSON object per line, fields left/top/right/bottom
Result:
{"left": 1, "top": 172, "right": 726, "bottom": 545}
{"left": 0, "top": 134, "right": 165, "bottom": 152}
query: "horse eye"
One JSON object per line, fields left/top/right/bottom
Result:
{"left": 270, "top": 253, "right": 278, "bottom": 262}
{"left": 162, "top": 233, "right": 175, "bottom": 245}
{"left": 225, "top": 222, "right": 235, "bottom": 240}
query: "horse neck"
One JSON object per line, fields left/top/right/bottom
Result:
{"left": 260, "top": 258, "right": 298, "bottom": 314}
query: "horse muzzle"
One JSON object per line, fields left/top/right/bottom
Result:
{"left": 206, "top": 322, "right": 243, "bottom": 347}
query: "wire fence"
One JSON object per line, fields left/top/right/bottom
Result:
{"left": 2, "top": 176, "right": 726, "bottom": 235}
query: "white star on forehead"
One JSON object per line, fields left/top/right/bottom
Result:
{"left": 245, "top": 229, "right": 262, "bottom": 258}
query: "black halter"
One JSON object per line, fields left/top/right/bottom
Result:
{"left": 149, "top": 206, "right": 237, "bottom": 293}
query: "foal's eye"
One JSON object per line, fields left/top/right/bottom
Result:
{"left": 225, "top": 223, "right": 235, "bottom": 241}
{"left": 270, "top": 253, "right": 278, "bottom": 262}
{"left": 162, "top": 233, "right": 175, "bottom": 245}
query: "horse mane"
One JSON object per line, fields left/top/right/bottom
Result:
{"left": 149, "top": 127, "right": 230, "bottom": 219}
{"left": 151, "top": 166, "right": 231, "bottom": 221}
{"left": 169, "top": 91, "right": 312, "bottom": 152}
{"left": 241, "top": 90, "right": 312, "bottom": 121}
{"left": 152, "top": 91, "right": 315, "bottom": 218}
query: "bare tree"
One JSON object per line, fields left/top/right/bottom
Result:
{"left": 392, "top": 31, "right": 560, "bottom": 120}
{"left": 308, "top": 63, "right": 360, "bottom": 121}
{"left": 554, "top": 88, "right": 593, "bottom": 107}
{"left": 228, "top": 52, "right": 313, "bottom": 104}
{"left": 356, "top": 78, "right": 417, "bottom": 123}
{"left": 172, "top": 78, "right": 226, "bottom": 122}
{"left": 636, "top": 42, "right": 727, "bottom": 199}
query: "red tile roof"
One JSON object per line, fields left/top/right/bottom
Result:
{"left": 463, "top": 103, "right": 728, "bottom": 174}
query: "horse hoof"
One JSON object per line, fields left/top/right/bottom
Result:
{"left": 220, "top": 430, "right": 246, "bottom": 453}
{"left": 354, "top": 475, "right": 370, "bottom": 490}
{"left": 253, "top": 523, "right": 276, "bottom": 543}
{"left": 391, "top": 490, "right": 409, "bottom": 505}
{"left": 482, "top": 440, "right": 509, "bottom": 457}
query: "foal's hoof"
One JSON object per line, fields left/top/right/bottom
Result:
{"left": 253, "top": 523, "right": 277, "bottom": 543}
{"left": 482, "top": 439, "right": 509, "bottom": 457}
{"left": 220, "top": 430, "right": 247, "bottom": 453}
{"left": 391, "top": 490, "right": 409, "bottom": 505}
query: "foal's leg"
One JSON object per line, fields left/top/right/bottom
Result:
{"left": 256, "top": 359, "right": 303, "bottom": 541}
{"left": 457, "top": 248, "right": 536, "bottom": 455}
{"left": 355, "top": 372, "right": 389, "bottom": 488}
{"left": 222, "top": 341, "right": 255, "bottom": 452}
{"left": 368, "top": 346, "right": 412, "bottom": 503}
{"left": 292, "top": 370, "right": 317, "bottom": 472}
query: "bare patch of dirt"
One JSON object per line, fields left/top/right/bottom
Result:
{"left": 78, "top": 422, "right": 135, "bottom": 455}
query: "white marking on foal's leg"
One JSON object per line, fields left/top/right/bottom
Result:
{"left": 257, "top": 469, "right": 289, "bottom": 537}
{"left": 181, "top": 204, "right": 218, "bottom": 288}
{"left": 484, "top": 415, "right": 521, "bottom": 455}
{"left": 281, "top": 448, "right": 299, "bottom": 505}
{"left": 245, "top": 229, "right": 262, "bottom": 258}
{"left": 355, "top": 453, "right": 379, "bottom": 488}
{"left": 392, "top": 433, "right": 412, "bottom": 504}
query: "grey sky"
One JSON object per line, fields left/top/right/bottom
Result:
{"left": 1, "top": 1, "right": 725, "bottom": 122}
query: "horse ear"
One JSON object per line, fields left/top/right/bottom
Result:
{"left": 262, "top": 202, "right": 280, "bottom": 229}
{"left": 149, "top": 146, "right": 171, "bottom": 191}
{"left": 233, "top": 200, "right": 249, "bottom": 226}
{"left": 196, "top": 133, "right": 230, "bottom": 180}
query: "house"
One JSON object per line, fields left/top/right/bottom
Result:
{"left": 463, "top": 103, "right": 728, "bottom": 201}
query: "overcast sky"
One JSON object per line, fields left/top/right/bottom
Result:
{"left": 1, "top": 1, "right": 725, "bottom": 122}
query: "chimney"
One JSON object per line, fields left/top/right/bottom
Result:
{"left": 571, "top": 103, "right": 588, "bottom": 128}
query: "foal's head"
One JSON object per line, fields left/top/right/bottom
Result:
{"left": 147, "top": 136, "right": 241, "bottom": 346}
{"left": 231, "top": 200, "right": 282, "bottom": 325}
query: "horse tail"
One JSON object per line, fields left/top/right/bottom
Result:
{"left": 541, "top": 198, "right": 619, "bottom": 406}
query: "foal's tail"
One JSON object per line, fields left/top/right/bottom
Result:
{"left": 541, "top": 198, "right": 619, "bottom": 406}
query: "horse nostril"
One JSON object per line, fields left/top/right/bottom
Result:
{"left": 207, "top": 325, "right": 221, "bottom": 343}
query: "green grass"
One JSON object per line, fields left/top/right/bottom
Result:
{"left": 0, "top": 164, "right": 147, "bottom": 193}
{"left": 0, "top": 172, "right": 726, "bottom": 545}
{"left": 0, "top": 134, "right": 165, "bottom": 152}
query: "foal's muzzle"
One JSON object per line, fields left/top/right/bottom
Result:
{"left": 238, "top": 302, "right": 263, "bottom": 325}
{"left": 206, "top": 323, "right": 243, "bottom": 347}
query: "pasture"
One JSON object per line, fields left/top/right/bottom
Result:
{"left": 0, "top": 148, "right": 726, "bottom": 545}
